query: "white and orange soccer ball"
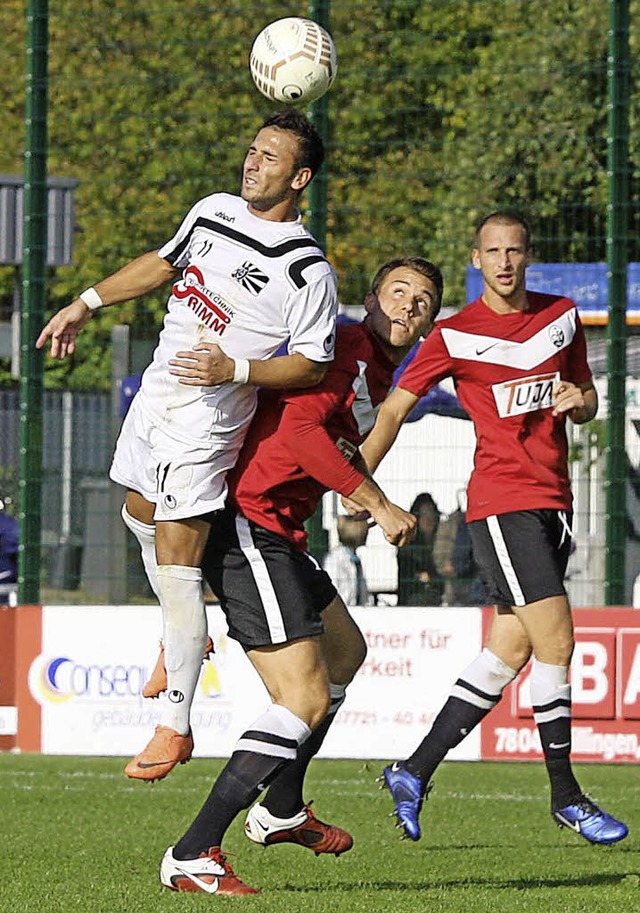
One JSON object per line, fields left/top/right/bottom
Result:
{"left": 249, "top": 17, "right": 337, "bottom": 106}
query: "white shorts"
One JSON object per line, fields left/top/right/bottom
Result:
{"left": 109, "top": 393, "right": 248, "bottom": 521}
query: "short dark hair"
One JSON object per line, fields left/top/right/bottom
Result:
{"left": 473, "top": 210, "right": 532, "bottom": 249}
{"left": 370, "top": 257, "right": 444, "bottom": 321}
{"left": 260, "top": 110, "right": 325, "bottom": 177}
{"left": 336, "top": 514, "right": 368, "bottom": 548}
{"left": 410, "top": 491, "right": 440, "bottom": 518}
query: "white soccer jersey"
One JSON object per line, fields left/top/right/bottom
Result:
{"left": 138, "top": 192, "right": 338, "bottom": 442}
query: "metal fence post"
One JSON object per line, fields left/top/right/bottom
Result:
{"left": 605, "top": 0, "right": 630, "bottom": 605}
{"left": 305, "top": 0, "right": 331, "bottom": 563}
{"left": 18, "top": 0, "right": 48, "bottom": 604}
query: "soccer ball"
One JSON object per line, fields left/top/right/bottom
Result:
{"left": 249, "top": 17, "right": 337, "bottom": 106}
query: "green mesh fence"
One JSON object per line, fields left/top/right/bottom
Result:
{"left": 0, "top": 0, "right": 638, "bottom": 605}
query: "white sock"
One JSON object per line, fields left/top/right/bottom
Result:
{"left": 236, "top": 704, "right": 312, "bottom": 758}
{"left": 455, "top": 647, "right": 518, "bottom": 702}
{"left": 529, "top": 658, "right": 571, "bottom": 710}
{"left": 121, "top": 505, "right": 159, "bottom": 598}
{"left": 156, "top": 564, "right": 207, "bottom": 735}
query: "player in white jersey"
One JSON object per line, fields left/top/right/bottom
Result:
{"left": 36, "top": 110, "right": 338, "bottom": 780}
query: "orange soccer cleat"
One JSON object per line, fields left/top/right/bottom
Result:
{"left": 124, "top": 725, "right": 194, "bottom": 782}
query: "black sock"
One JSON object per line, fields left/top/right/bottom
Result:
{"left": 405, "top": 693, "right": 495, "bottom": 784}
{"left": 262, "top": 686, "right": 345, "bottom": 819}
{"left": 174, "top": 749, "right": 291, "bottom": 858}
{"left": 530, "top": 666, "right": 582, "bottom": 810}
{"left": 173, "top": 705, "right": 308, "bottom": 858}
{"left": 405, "top": 649, "right": 516, "bottom": 786}
{"left": 261, "top": 714, "right": 331, "bottom": 818}
{"left": 533, "top": 703, "right": 581, "bottom": 809}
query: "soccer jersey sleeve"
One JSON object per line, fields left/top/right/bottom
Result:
{"left": 282, "top": 273, "right": 339, "bottom": 363}
{"left": 395, "top": 326, "right": 453, "bottom": 398}
{"left": 276, "top": 361, "right": 367, "bottom": 496}
{"left": 277, "top": 402, "right": 366, "bottom": 496}
{"left": 566, "top": 309, "right": 593, "bottom": 385}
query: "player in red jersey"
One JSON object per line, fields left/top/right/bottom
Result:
{"left": 159, "top": 257, "right": 444, "bottom": 894}
{"left": 362, "top": 212, "right": 628, "bottom": 847}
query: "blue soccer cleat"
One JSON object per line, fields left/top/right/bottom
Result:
{"left": 380, "top": 762, "right": 431, "bottom": 841}
{"left": 552, "top": 796, "right": 629, "bottom": 845}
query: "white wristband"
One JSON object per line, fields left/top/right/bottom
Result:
{"left": 79, "top": 287, "right": 104, "bottom": 311}
{"left": 232, "top": 358, "right": 251, "bottom": 384}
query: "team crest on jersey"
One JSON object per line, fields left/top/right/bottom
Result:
{"left": 335, "top": 436, "right": 357, "bottom": 461}
{"left": 492, "top": 371, "right": 559, "bottom": 418}
{"left": 231, "top": 261, "right": 269, "bottom": 295}
{"left": 548, "top": 324, "right": 565, "bottom": 348}
{"left": 173, "top": 265, "right": 234, "bottom": 335}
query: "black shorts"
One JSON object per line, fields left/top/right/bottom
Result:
{"left": 201, "top": 508, "right": 337, "bottom": 650}
{"left": 467, "top": 509, "right": 573, "bottom": 607}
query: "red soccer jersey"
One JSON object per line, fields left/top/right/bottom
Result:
{"left": 229, "top": 322, "right": 397, "bottom": 549}
{"left": 397, "top": 292, "right": 593, "bottom": 521}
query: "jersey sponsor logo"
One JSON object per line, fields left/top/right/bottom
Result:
{"left": 231, "top": 261, "right": 270, "bottom": 295}
{"left": 492, "top": 371, "right": 559, "bottom": 417}
{"left": 173, "top": 265, "right": 234, "bottom": 335}
{"left": 442, "top": 307, "right": 577, "bottom": 369}
{"left": 214, "top": 209, "right": 235, "bottom": 223}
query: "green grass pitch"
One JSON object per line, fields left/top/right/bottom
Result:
{"left": 1, "top": 755, "right": 638, "bottom": 912}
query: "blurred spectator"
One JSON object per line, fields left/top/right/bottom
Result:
{"left": 434, "top": 490, "right": 489, "bottom": 605}
{"left": 433, "top": 504, "right": 464, "bottom": 603}
{"left": 397, "top": 492, "right": 444, "bottom": 606}
{"left": 0, "top": 497, "right": 19, "bottom": 606}
{"left": 323, "top": 515, "right": 372, "bottom": 606}
{"left": 450, "top": 510, "right": 490, "bottom": 605}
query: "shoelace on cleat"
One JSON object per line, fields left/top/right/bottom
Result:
{"left": 573, "top": 797, "right": 602, "bottom": 817}
{"left": 207, "top": 848, "right": 236, "bottom": 874}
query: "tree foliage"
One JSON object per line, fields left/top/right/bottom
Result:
{"left": 0, "top": 0, "right": 637, "bottom": 388}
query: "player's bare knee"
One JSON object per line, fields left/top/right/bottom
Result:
{"left": 551, "top": 639, "right": 574, "bottom": 667}
{"left": 273, "top": 671, "right": 330, "bottom": 729}
{"left": 509, "top": 641, "right": 532, "bottom": 672}
{"left": 533, "top": 633, "right": 574, "bottom": 666}
{"left": 285, "top": 692, "right": 329, "bottom": 730}
{"left": 304, "top": 677, "right": 331, "bottom": 729}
